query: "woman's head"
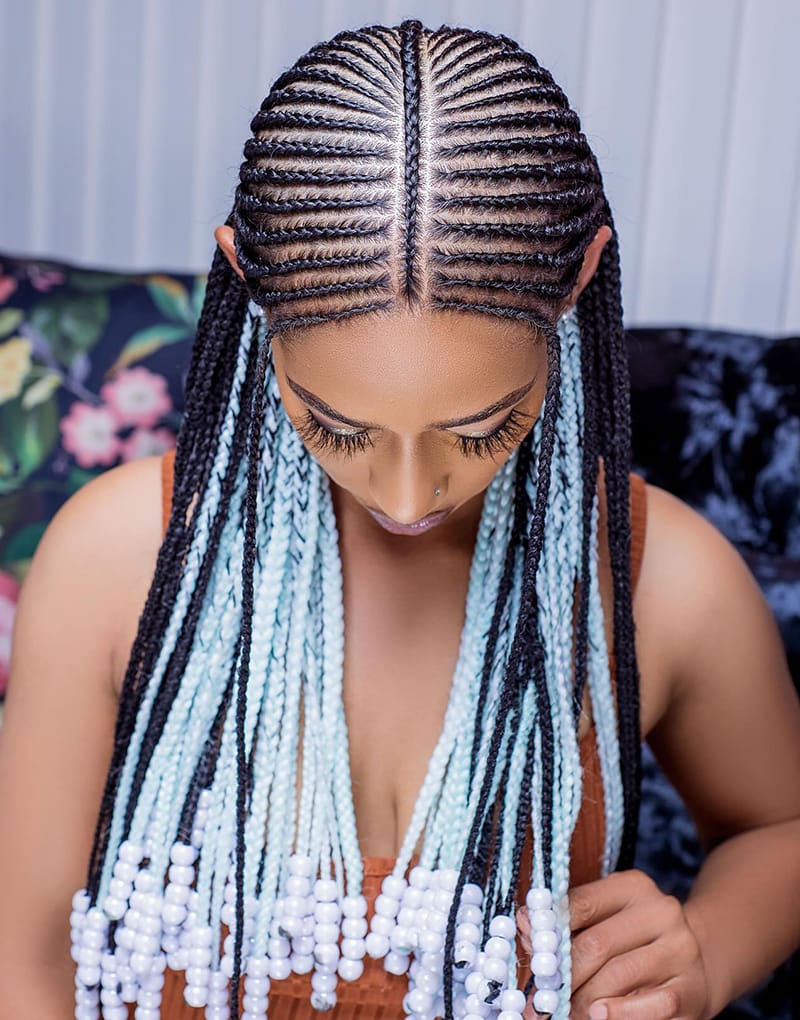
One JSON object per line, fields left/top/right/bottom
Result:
{"left": 221, "top": 20, "right": 611, "bottom": 333}
{"left": 82, "top": 21, "right": 639, "bottom": 1020}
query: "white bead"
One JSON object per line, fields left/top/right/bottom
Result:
{"left": 408, "top": 866, "right": 431, "bottom": 889}
{"left": 119, "top": 841, "right": 144, "bottom": 864}
{"left": 533, "top": 988, "right": 560, "bottom": 1014}
{"left": 334, "top": 955, "right": 361, "bottom": 981}
{"left": 311, "top": 969, "right": 337, "bottom": 993}
{"left": 414, "top": 967, "right": 439, "bottom": 995}
{"left": 267, "top": 937, "right": 290, "bottom": 959}
{"left": 244, "top": 976, "right": 269, "bottom": 996}
{"left": 532, "top": 929, "right": 558, "bottom": 953}
{"left": 340, "top": 937, "right": 366, "bottom": 960}
{"left": 314, "top": 878, "right": 337, "bottom": 901}
{"left": 525, "top": 888, "right": 553, "bottom": 912}
{"left": 374, "top": 893, "right": 400, "bottom": 918}
{"left": 168, "top": 864, "right": 194, "bottom": 887}
{"left": 531, "top": 951, "right": 559, "bottom": 977}
{"left": 184, "top": 983, "right": 209, "bottom": 1007}
{"left": 164, "top": 883, "right": 190, "bottom": 905}
{"left": 309, "top": 991, "right": 336, "bottom": 1011}
{"left": 139, "top": 971, "right": 165, "bottom": 992}
{"left": 390, "top": 926, "right": 415, "bottom": 952}
{"left": 497, "top": 1012, "right": 524, "bottom": 1020}
{"left": 465, "top": 993, "right": 492, "bottom": 1017}
{"left": 242, "top": 993, "right": 268, "bottom": 1013}
{"left": 288, "top": 853, "right": 313, "bottom": 877}
{"left": 455, "top": 921, "right": 481, "bottom": 944}
{"left": 500, "top": 988, "right": 527, "bottom": 1011}
{"left": 246, "top": 957, "right": 270, "bottom": 979}
{"left": 203, "top": 1007, "right": 230, "bottom": 1020}
{"left": 406, "top": 987, "right": 434, "bottom": 1013}
{"left": 488, "top": 914, "right": 516, "bottom": 940}
{"left": 433, "top": 888, "right": 453, "bottom": 913}
{"left": 382, "top": 875, "right": 406, "bottom": 900}
{"left": 137, "top": 990, "right": 162, "bottom": 1009}
{"left": 341, "top": 916, "right": 367, "bottom": 939}
{"left": 188, "top": 947, "right": 212, "bottom": 968}
{"left": 285, "top": 875, "right": 309, "bottom": 897}
{"left": 74, "top": 1007, "right": 99, "bottom": 1020}
{"left": 485, "top": 935, "right": 512, "bottom": 960}
{"left": 404, "top": 886, "right": 423, "bottom": 909}
{"left": 313, "top": 942, "right": 340, "bottom": 968}
{"left": 293, "top": 935, "right": 314, "bottom": 956}
{"left": 102, "top": 1008, "right": 128, "bottom": 1020}
{"left": 464, "top": 970, "right": 483, "bottom": 995}
{"left": 364, "top": 932, "right": 389, "bottom": 958}
{"left": 530, "top": 908, "right": 557, "bottom": 931}
{"left": 102, "top": 898, "right": 126, "bottom": 923}
{"left": 436, "top": 869, "right": 459, "bottom": 891}
{"left": 460, "top": 883, "right": 484, "bottom": 906}
{"left": 481, "top": 956, "right": 507, "bottom": 983}
{"left": 418, "top": 929, "right": 444, "bottom": 954}
{"left": 170, "top": 843, "right": 198, "bottom": 866}
{"left": 314, "top": 921, "right": 339, "bottom": 944}
{"left": 133, "top": 871, "right": 157, "bottom": 893}
{"left": 533, "top": 970, "right": 562, "bottom": 990}
{"left": 370, "top": 914, "right": 393, "bottom": 937}
{"left": 454, "top": 941, "right": 476, "bottom": 967}
{"left": 290, "top": 953, "right": 314, "bottom": 974}
{"left": 313, "top": 900, "right": 340, "bottom": 924}
{"left": 189, "top": 927, "right": 214, "bottom": 947}
{"left": 81, "top": 930, "right": 106, "bottom": 951}
{"left": 341, "top": 895, "right": 367, "bottom": 918}
{"left": 162, "top": 903, "right": 186, "bottom": 927}
{"left": 85, "top": 908, "right": 108, "bottom": 931}
{"left": 77, "top": 965, "right": 101, "bottom": 987}
{"left": 268, "top": 957, "right": 292, "bottom": 980}
{"left": 426, "top": 910, "right": 448, "bottom": 934}
{"left": 381, "top": 950, "right": 409, "bottom": 976}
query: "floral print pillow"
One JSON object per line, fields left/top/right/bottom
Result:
{"left": 0, "top": 252, "right": 204, "bottom": 697}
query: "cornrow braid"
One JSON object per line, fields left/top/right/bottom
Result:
{"left": 76, "top": 20, "right": 639, "bottom": 1020}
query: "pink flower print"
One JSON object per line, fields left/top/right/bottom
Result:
{"left": 0, "top": 571, "right": 21, "bottom": 698}
{"left": 119, "top": 426, "right": 176, "bottom": 463}
{"left": 27, "top": 265, "right": 65, "bottom": 292}
{"left": 60, "top": 401, "right": 122, "bottom": 468}
{"left": 100, "top": 367, "right": 172, "bottom": 429}
{"left": 0, "top": 273, "right": 18, "bottom": 303}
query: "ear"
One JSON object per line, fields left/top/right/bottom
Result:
{"left": 559, "top": 224, "right": 612, "bottom": 315}
{"left": 214, "top": 225, "right": 246, "bottom": 281}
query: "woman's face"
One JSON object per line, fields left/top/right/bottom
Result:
{"left": 270, "top": 308, "right": 548, "bottom": 544}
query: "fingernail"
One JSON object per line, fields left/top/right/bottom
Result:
{"left": 589, "top": 1006, "right": 608, "bottom": 1020}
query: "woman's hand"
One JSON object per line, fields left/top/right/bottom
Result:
{"left": 516, "top": 870, "right": 711, "bottom": 1019}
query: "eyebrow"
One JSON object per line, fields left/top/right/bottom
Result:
{"left": 284, "top": 374, "right": 537, "bottom": 430}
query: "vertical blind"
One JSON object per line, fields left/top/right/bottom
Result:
{"left": 2, "top": 0, "right": 798, "bottom": 333}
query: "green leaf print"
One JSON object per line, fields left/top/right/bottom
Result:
{"left": 147, "top": 275, "right": 193, "bottom": 325}
{"left": 106, "top": 323, "right": 191, "bottom": 375}
{"left": 0, "top": 392, "right": 59, "bottom": 492}
{"left": 0, "top": 309, "right": 23, "bottom": 338}
{"left": 28, "top": 292, "right": 110, "bottom": 368}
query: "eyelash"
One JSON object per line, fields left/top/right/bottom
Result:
{"left": 294, "top": 406, "right": 533, "bottom": 460}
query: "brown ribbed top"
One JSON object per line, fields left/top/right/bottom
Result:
{"left": 146, "top": 448, "right": 647, "bottom": 1018}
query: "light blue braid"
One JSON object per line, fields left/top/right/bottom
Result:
{"left": 95, "top": 305, "right": 258, "bottom": 902}
{"left": 87, "top": 300, "right": 624, "bottom": 1020}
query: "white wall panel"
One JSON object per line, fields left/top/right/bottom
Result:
{"left": 1, "top": 0, "right": 798, "bottom": 334}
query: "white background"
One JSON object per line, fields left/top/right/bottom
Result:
{"left": 2, "top": 0, "right": 799, "bottom": 334}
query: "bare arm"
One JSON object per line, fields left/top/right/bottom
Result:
{"left": 0, "top": 456, "right": 162, "bottom": 1018}
{"left": 641, "top": 485, "right": 800, "bottom": 1014}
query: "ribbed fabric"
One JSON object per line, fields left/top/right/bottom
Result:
{"left": 144, "top": 450, "right": 648, "bottom": 1019}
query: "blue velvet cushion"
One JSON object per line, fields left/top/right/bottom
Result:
{"left": 0, "top": 251, "right": 797, "bottom": 1018}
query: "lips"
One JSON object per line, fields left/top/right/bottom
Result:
{"left": 367, "top": 507, "right": 452, "bottom": 535}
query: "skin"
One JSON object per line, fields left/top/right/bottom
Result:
{"left": 0, "top": 225, "right": 797, "bottom": 1020}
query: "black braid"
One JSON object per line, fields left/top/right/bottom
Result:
{"left": 87, "top": 23, "right": 641, "bottom": 1019}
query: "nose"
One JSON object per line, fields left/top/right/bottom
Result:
{"left": 369, "top": 442, "right": 445, "bottom": 525}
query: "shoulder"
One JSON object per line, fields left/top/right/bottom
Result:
{"left": 25, "top": 454, "right": 166, "bottom": 698}
{"left": 634, "top": 482, "right": 800, "bottom": 841}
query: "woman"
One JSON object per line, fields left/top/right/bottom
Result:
{"left": 0, "top": 19, "right": 798, "bottom": 1020}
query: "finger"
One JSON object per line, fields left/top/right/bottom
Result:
{"left": 571, "top": 943, "right": 669, "bottom": 1017}
{"left": 586, "top": 982, "right": 682, "bottom": 1020}
{"left": 571, "top": 899, "right": 665, "bottom": 991}
{"left": 569, "top": 870, "right": 658, "bottom": 933}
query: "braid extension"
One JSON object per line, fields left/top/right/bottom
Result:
{"left": 74, "top": 20, "right": 639, "bottom": 1020}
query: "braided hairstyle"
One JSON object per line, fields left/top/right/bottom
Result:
{"left": 79, "top": 20, "right": 639, "bottom": 1020}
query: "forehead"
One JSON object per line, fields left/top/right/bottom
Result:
{"left": 273, "top": 309, "right": 545, "bottom": 418}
